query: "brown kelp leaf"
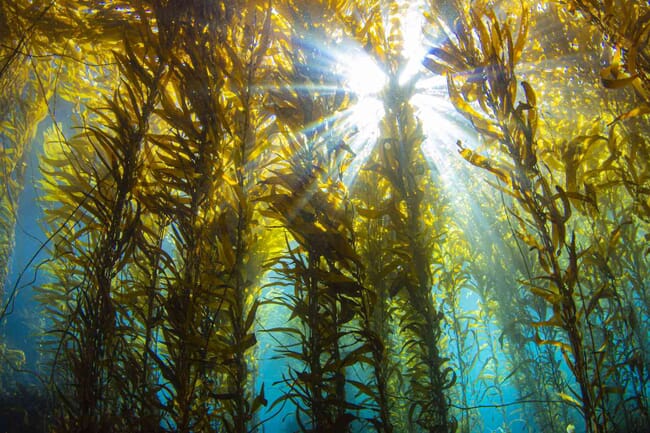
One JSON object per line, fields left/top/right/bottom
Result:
{"left": 251, "top": 383, "right": 267, "bottom": 414}
{"left": 526, "top": 279, "right": 562, "bottom": 305}
{"left": 348, "top": 378, "right": 377, "bottom": 399}
{"left": 601, "top": 74, "right": 638, "bottom": 89}
{"left": 521, "top": 81, "right": 536, "bottom": 107}
{"left": 534, "top": 333, "right": 572, "bottom": 354}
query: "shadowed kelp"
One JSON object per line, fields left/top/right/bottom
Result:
{"left": 37, "top": 3, "right": 175, "bottom": 430}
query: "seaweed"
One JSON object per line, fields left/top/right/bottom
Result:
{"left": 1, "top": 2, "right": 649, "bottom": 433}
{"left": 423, "top": 1, "right": 650, "bottom": 432}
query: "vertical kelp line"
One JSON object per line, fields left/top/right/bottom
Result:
{"left": 357, "top": 2, "right": 453, "bottom": 432}
{"left": 207, "top": 2, "right": 273, "bottom": 431}
{"left": 260, "top": 3, "right": 363, "bottom": 431}
{"left": 339, "top": 4, "right": 407, "bottom": 433}
{"left": 260, "top": 134, "right": 361, "bottom": 430}
{"left": 608, "top": 211, "right": 650, "bottom": 430}
{"left": 423, "top": 3, "right": 623, "bottom": 432}
{"left": 0, "top": 0, "right": 53, "bottom": 321}
{"left": 353, "top": 182, "right": 398, "bottom": 433}
{"left": 0, "top": 0, "right": 53, "bottom": 395}
{"left": 340, "top": 2, "right": 456, "bottom": 431}
{"left": 141, "top": 2, "right": 273, "bottom": 431}
{"left": 560, "top": 4, "right": 650, "bottom": 426}
{"left": 37, "top": 3, "right": 176, "bottom": 431}
{"left": 459, "top": 181, "right": 572, "bottom": 433}
{"left": 116, "top": 214, "right": 170, "bottom": 433}
{"left": 578, "top": 193, "right": 648, "bottom": 430}
{"left": 374, "top": 79, "right": 453, "bottom": 433}
{"left": 146, "top": 2, "right": 242, "bottom": 430}
{"left": 419, "top": 182, "right": 477, "bottom": 433}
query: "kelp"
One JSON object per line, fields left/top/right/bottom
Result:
{"left": 37, "top": 4, "right": 174, "bottom": 431}
{"left": 1, "top": 1, "right": 649, "bottom": 433}
{"left": 368, "top": 95, "right": 454, "bottom": 433}
{"left": 463, "top": 182, "right": 573, "bottom": 433}
{"left": 260, "top": 4, "right": 364, "bottom": 432}
{"left": 0, "top": 0, "right": 53, "bottom": 328}
{"left": 361, "top": 41, "right": 453, "bottom": 433}
{"left": 351, "top": 172, "right": 400, "bottom": 433}
{"left": 424, "top": 1, "right": 649, "bottom": 432}
{"left": 141, "top": 2, "right": 273, "bottom": 431}
{"left": 261, "top": 138, "right": 362, "bottom": 432}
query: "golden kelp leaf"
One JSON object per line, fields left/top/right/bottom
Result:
{"left": 558, "top": 391, "right": 582, "bottom": 408}
{"left": 447, "top": 74, "right": 498, "bottom": 133}
{"left": 244, "top": 299, "right": 261, "bottom": 334}
{"left": 551, "top": 219, "right": 566, "bottom": 254}
{"left": 458, "top": 146, "right": 511, "bottom": 186}
{"left": 534, "top": 333, "right": 572, "bottom": 354}
{"left": 513, "top": 8, "right": 528, "bottom": 63}
{"left": 517, "top": 230, "right": 542, "bottom": 251}
{"left": 356, "top": 206, "right": 387, "bottom": 218}
{"left": 527, "top": 285, "right": 562, "bottom": 306}
{"left": 611, "top": 104, "right": 650, "bottom": 123}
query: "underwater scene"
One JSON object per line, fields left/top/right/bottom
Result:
{"left": 1, "top": 1, "right": 649, "bottom": 432}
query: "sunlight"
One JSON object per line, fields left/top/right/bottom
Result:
{"left": 341, "top": 96, "right": 385, "bottom": 187}
{"left": 399, "top": 0, "right": 428, "bottom": 85}
{"left": 412, "top": 75, "right": 518, "bottom": 273}
{"left": 339, "top": 47, "right": 387, "bottom": 97}
{"left": 334, "top": 44, "right": 388, "bottom": 186}
{"left": 410, "top": 70, "right": 478, "bottom": 178}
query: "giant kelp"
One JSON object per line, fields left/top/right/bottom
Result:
{"left": 38, "top": 3, "right": 176, "bottom": 431}
{"left": 1, "top": 1, "right": 649, "bottom": 433}
{"left": 260, "top": 3, "right": 365, "bottom": 431}
{"left": 424, "top": 1, "right": 650, "bottom": 432}
{"left": 424, "top": 3, "right": 607, "bottom": 430}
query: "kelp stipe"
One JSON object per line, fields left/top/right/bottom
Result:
{"left": 566, "top": 4, "right": 650, "bottom": 425}
{"left": 202, "top": 2, "right": 273, "bottom": 431}
{"left": 261, "top": 149, "right": 360, "bottom": 433}
{"left": 369, "top": 83, "right": 454, "bottom": 433}
{"left": 422, "top": 1, "right": 650, "bottom": 432}
{"left": 379, "top": 18, "right": 455, "bottom": 433}
{"left": 143, "top": 2, "right": 273, "bottom": 431}
{"left": 460, "top": 182, "right": 573, "bottom": 433}
{"left": 0, "top": 2, "right": 53, "bottom": 378}
{"left": 37, "top": 4, "right": 175, "bottom": 431}
{"left": 424, "top": 4, "right": 606, "bottom": 431}
{"left": 351, "top": 173, "right": 399, "bottom": 433}
{"left": 260, "top": 5, "right": 365, "bottom": 431}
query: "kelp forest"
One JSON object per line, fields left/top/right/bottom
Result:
{"left": 1, "top": 0, "right": 649, "bottom": 432}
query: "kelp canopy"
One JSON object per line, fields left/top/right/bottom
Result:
{"left": 1, "top": 0, "right": 649, "bottom": 432}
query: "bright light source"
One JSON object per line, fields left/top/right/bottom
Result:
{"left": 399, "top": 0, "right": 428, "bottom": 85}
{"left": 339, "top": 49, "right": 387, "bottom": 97}
{"left": 342, "top": 96, "right": 385, "bottom": 187}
